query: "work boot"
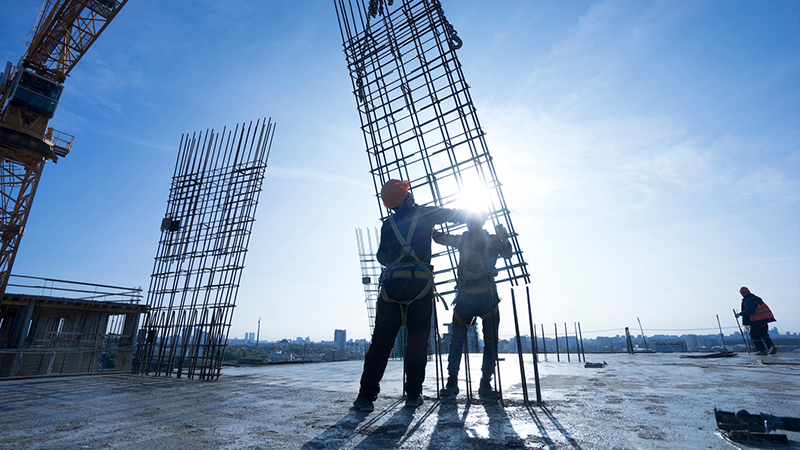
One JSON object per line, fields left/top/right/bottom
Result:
{"left": 769, "top": 346, "right": 777, "bottom": 355}
{"left": 439, "top": 377, "right": 459, "bottom": 397}
{"left": 478, "top": 377, "right": 501, "bottom": 400}
{"left": 755, "top": 350, "right": 767, "bottom": 356}
{"left": 405, "top": 394, "right": 424, "bottom": 408}
{"left": 352, "top": 396, "right": 374, "bottom": 412}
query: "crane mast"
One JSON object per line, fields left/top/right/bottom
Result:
{"left": 0, "top": 0, "right": 128, "bottom": 296}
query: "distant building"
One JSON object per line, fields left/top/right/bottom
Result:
{"left": 467, "top": 327, "right": 479, "bottom": 353}
{"left": 334, "top": 329, "right": 346, "bottom": 352}
{"left": 323, "top": 349, "right": 345, "bottom": 361}
{"left": 245, "top": 332, "right": 255, "bottom": 342}
{"left": 653, "top": 340, "right": 687, "bottom": 352}
{"left": 269, "top": 351, "right": 293, "bottom": 362}
{"left": 685, "top": 334, "right": 699, "bottom": 350}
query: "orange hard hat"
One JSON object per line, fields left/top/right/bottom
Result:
{"left": 381, "top": 179, "right": 410, "bottom": 209}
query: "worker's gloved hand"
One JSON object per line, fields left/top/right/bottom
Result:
{"left": 734, "top": 312, "right": 740, "bottom": 318}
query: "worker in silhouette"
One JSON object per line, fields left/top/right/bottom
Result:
{"left": 735, "top": 286, "right": 777, "bottom": 355}
{"left": 434, "top": 214, "right": 512, "bottom": 399}
{"left": 353, "top": 180, "right": 470, "bottom": 412}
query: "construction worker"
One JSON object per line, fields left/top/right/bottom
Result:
{"left": 735, "top": 286, "right": 777, "bottom": 355}
{"left": 434, "top": 215, "right": 512, "bottom": 399}
{"left": 353, "top": 180, "right": 471, "bottom": 412}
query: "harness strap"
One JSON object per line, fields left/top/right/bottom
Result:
{"left": 453, "top": 304, "right": 499, "bottom": 329}
{"left": 388, "top": 209, "right": 422, "bottom": 264}
{"left": 381, "top": 209, "right": 435, "bottom": 327}
{"left": 458, "top": 232, "right": 496, "bottom": 282}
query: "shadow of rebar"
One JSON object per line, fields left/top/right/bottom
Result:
{"left": 538, "top": 404, "right": 584, "bottom": 450}
{"left": 524, "top": 404, "right": 558, "bottom": 450}
{"left": 352, "top": 404, "right": 417, "bottom": 449}
{"left": 301, "top": 399, "right": 403, "bottom": 450}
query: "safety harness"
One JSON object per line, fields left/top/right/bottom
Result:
{"left": 379, "top": 209, "right": 435, "bottom": 327}
{"left": 452, "top": 231, "right": 500, "bottom": 328}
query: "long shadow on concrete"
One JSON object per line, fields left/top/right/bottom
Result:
{"left": 300, "top": 409, "right": 373, "bottom": 450}
{"left": 426, "top": 398, "right": 526, "bottom": 449}
{"left": 301, "top": 400, "right": 408, "bottom": 450}
{"left": 485, "top": 400, "right": 527, "bottom": 447}
{"left": 426, "top": 399, "right": 471, "bottom": 448}
{"left": 351, "top": 404, "right": 418, "bottom": 449}
{"left": 528, "top": 403, "right": 584, "bottom": 450}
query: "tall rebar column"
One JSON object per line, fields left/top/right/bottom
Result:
{"left": 335, "top": 0, "right": 529, "bottom": 298}
{"left": 132, "top": 118, "right": 275, "bottom": 381}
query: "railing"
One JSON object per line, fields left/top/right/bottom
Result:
{"left": 44, "top": 127, "right": 74, "bottom": 157}
{"left": 5, "top": 274, "right": 142, "bottom": 303}
{"left": 30, "top": 331, "right": 131, "bottom": 349}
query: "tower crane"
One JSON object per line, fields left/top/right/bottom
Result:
{"left": 0, "top": 0, "right": 129, "bottom": 296}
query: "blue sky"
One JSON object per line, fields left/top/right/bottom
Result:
{"left": 1, "top": 0, "right": 797, "bottom": 342}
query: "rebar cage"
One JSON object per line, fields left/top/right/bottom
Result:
{"left": 132, "top": 119, "right": 275, "bottom": 381}
{"left": 335, "top": 0, "right": 529, "bottom": 298}
{"left": 355, "top": 227, "right": 381, "bottom": 334}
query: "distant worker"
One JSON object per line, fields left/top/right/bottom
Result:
{"left": 434, "top": 214, "right": 512, "bottom": 399}
{"left": 353, "top": 180, "right": 471, "bottom": 412}
{"left": 735, "top": 287, "right": 777, "bottom": 355}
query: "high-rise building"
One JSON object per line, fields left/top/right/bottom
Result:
{"left": 334, "top": 329, "right": 346, "bottom": 352}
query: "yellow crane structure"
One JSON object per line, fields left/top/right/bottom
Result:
{"left": 0, "top": 0, "right": 128, "bottom": 296}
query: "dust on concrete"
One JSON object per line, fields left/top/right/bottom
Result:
{"left": 0, "top": 352, "right": 798, "bottom": 449}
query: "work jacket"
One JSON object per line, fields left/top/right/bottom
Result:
{"left": 376, "top": 205, "right": 468, "bottom": 268}
{"left": 740, "top": 293, "right": 776, "bottom": 326}
{"left": 432, "top": 228, "right": 512, "bottom": 290}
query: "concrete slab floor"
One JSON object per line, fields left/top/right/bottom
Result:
{"left": 0, "top": 352, "right": 798, "bottom": 449}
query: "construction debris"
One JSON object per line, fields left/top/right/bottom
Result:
{"left": 715, "top": 408, "right": 800, "bottom": 445}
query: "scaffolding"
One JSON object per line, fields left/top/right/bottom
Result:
{"left": 355, "top": 227, "right": 381, "bottom": 334}
{"left": 335, "top": 0, "right": 529, "bottom": 300}
{"left": 132, "top": 118, "right": 275, "bottom": 381}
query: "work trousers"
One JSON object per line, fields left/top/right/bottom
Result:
{"left": 446, "top": 290, "right": 499, "bottom": 381}
{"left": 358, "top": 278, "right": 433, "bottom": 400}
{"left": 749, "top": 323, "right": 774, "bottom": 352}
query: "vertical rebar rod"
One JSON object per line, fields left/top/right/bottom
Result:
{"left": 511, "top": 288, "right": 529, "bottom": 403}
{"left": 433, "top": 298, "right": 445, "bottom": 398}
{"left": 540, "top": 323, "right": 547, "bottom": 361}
{"left": 637, "top": 317, "right": 649, "bottom": 351}
{"left": 578, "top": 321, "right": 586, "bottom": 362}
{"left": 554, "top": 323, "right": 560, "bottom": 362}
{"left": 525, "top": 287, "right": 541, "bottom": 403}
{"left": 463, "top": 328, "right": 472, "bottom": 399}
{"left": 716, "top": 314, "right": 727, "bottom": 352}
{"left": 733, "top": 309, "right": 751, "bottom": 354}
{"left": 564, "top": 322, "right": 570, "bottom": 362}
{"left": 573, "top": 322, "right": 581, "bottom": 363}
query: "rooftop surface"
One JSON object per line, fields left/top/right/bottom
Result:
{"left": 1, "top": 352, "right": 798, "bottom": 449}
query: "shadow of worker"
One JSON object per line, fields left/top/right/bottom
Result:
{"left": 426, "top": 399, "right": 471, "bottom": 448}
{"left": 426, "top": 398, "right": 526, "bottom": 448}
{"left": 484, "top": 399, "right": 527, "bottom": 448}
{"left": 301, "top": 408, "right": 372, "bottom": 450}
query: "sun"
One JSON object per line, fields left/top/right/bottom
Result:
{"left": 454, "top": 178, "right": 492, "bottom": 215}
